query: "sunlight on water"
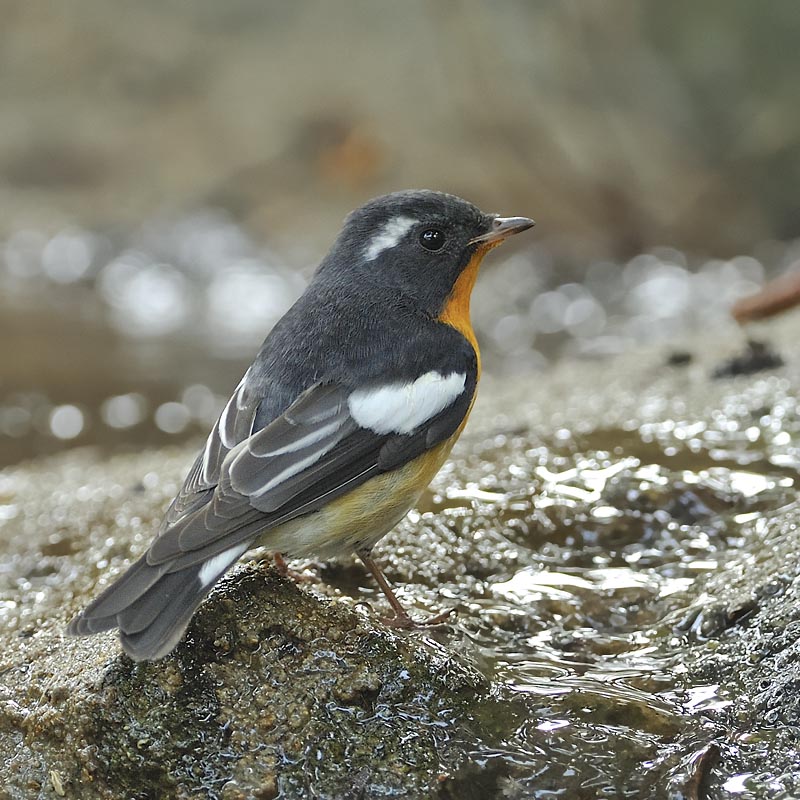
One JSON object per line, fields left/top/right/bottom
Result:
{"left": 2, "top": 211, "right": 800, "bottom": 795}
{"left": 355, "top": 413, "right": 798, "bottom": 794}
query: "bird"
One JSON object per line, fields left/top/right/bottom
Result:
{"left": 67, "top": 190, "right": 535, "bottom": 661}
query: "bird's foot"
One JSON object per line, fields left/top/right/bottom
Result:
{"left": 272, "top": 552, "right": 318, "bottom": 583}
{"left": 356, "top": 549, "right": 456, "bottom": 629}
{"left": 380, "top": 606, "right": 456, "bottom": 629}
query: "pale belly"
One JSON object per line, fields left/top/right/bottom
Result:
{"left": 260, "top": 434, "right": 458, "bottom": 558}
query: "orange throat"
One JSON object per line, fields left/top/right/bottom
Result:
{"left": 437, "top": 243, "right": 497, "bottom": 377}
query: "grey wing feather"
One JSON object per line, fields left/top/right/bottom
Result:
{"left": 68, "top": 370, "right": 474, "bottom": 661}
{"left": 103, "top": 356, "right": 474, "bottom": 572}
{"left": 118, "top": 568, "right": 213, "bottom": 660}
{"left": 69, "top": 555, "right": 166, "bottom": 621}
{"left": 160, "top": 370, "right": 260, "bottom": 530}
{"left": 150, "top": 376, "right": 474, "bottom": 565}
{"left": 147, "top": 383, "right": 357, "bottom": 561}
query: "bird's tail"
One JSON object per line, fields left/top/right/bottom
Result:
{"left": 67, "top": 543, "right": 248, "bottom": 661}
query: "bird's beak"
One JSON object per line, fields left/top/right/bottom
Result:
{"left": 469, "top": 216, "right": 535, "bottom": 246}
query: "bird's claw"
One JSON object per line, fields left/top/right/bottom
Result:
{"left": 381, "top": 606, "right": 457, "bottom": 629}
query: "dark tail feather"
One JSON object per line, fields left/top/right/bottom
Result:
{"left": 74, "top": 554, "right": 164, "bottom": 618}
{"left": 119, "top": 569, "right": 216, "bottom": 660}
{"left": 67, "top": 542, "right": 250, "bottom": 661}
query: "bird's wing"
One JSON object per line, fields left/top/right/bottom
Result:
{"left": 145, "top": 366, "right": 476, "bottom": 569}
{"left": 159, "top": 370, "right": 260, "bottom": 528}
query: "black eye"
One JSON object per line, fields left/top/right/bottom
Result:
{"left": 419, "top": 228, "right": 446, "bottom": 251}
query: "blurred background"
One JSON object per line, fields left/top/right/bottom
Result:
{"left": 1, "top": 0, "right": 799, "bottom": 466}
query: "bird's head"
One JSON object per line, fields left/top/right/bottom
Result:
{"left": 318, "top": 190, "right": 534, "bottom": 317}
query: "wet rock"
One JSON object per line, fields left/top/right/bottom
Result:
{"left": 0, "top": 531, "right": 500, "bottom": 797}
{"left": 3, "top": 313, "right": 800, "bottom": 797}
{"left": 0, "top": 446, "right": 519, "bottom": 799}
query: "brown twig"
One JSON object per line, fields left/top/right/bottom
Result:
{"left": 732, "top": 271, "right": 800, "bottom": 324}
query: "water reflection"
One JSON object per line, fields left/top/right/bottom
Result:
{"left": 101, "top": 393, "right": 147, "bottom": 429}
{"left": 2, "top": 210, "right": 799, "bottom": 795}
{"left": 346, "top": 417, "right": 797, "bottom": 794}
{"left": 48, "top": 404, "right": 85, "bottom": 440}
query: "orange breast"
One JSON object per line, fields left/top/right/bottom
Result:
{"left": 436, "top": 242, "right": 497, "bottom": 379}
{"left": 271, "top": 247, "right": 493, "bottom": 557}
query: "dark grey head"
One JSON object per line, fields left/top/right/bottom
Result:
{"left": 315, "top": 190, "right": 534, "bottom": 317}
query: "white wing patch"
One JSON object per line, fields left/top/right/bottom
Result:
{"left": 348, "top": 371, "right": 466, "bottom": 435}
{"left": 364, "top": 216, "right": 417, "bottom": 261}
{"left": 198, "top": 542, "right": 249, "bottom": 587}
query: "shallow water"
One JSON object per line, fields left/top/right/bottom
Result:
{"left": 2, "top": 213, "right": 799, "bottom": 796}
{"left": 315, "top": 372, "right": 798, "bottom": 796}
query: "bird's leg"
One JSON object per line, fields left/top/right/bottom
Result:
{"left": 357, "top": 550, "right": 413, "bottom": 627}
{"left": 272, "top": 552, "right": 318, "bottom": 583}
{"left": 356, "top": 549, "right": 454, "bottom": 628}
{"left": 273, "top": 551, "right": 290, "bottom": 577}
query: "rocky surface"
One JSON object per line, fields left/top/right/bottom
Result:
{"left": 1, "top": 312, "right": 800, "bottom": 798}
{"left": 0, "top": 448, "right": 509, "bottom": 799}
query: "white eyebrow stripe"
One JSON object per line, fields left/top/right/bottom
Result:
{"left": 348, "top": 371, "right": 466, "bottom": 435}
{"left": 364, "top": 216, "right": 417, "bottom": 261}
